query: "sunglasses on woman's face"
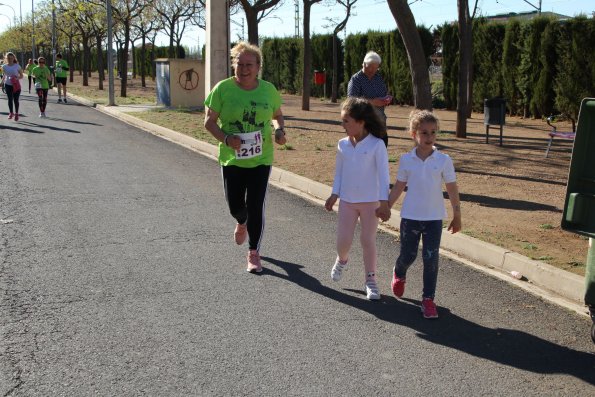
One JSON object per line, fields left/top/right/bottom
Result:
{"left": 39, "top": 61, "right": 45, "bottom": 64}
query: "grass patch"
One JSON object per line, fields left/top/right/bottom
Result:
{"left": 522, "top": 243, "right": 537, "bottom": 251}
{"left": 388, "top": 156, "right": 397, "bottom": 163}
{"left": 278, "top": 144, "right": 295, "bottom": 151}
{"left": 461, "top": 229, "right": 478, "bottom": 238}
{"left": 539, "top": 224, "right": 554, "bottom": 230}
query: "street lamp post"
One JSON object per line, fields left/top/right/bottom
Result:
{"left": 0, "top": 3, "right": 16, "bottom": 26}
{"left": 52, "top": 0, "right": 56, "bottom": 67}
{"left": 106, "top": 0, "right": 115, "bottom": 106}
{"left": 31, "top": 0, "right": 35, "bottom": 60}
{"left": 0, "top": 13, "right": 12, "bottom": 29}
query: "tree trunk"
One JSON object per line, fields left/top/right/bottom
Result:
{"left": 168, "top": 21, "right": 176, "bottom": 58}
{"left": 96, "top": 35, "right": 104, "bottom": 90}
{"left": 141, "top": 35, "right": 146, "bottom": 88}
{"left": 68, "top": 37, "right": 74, "bottom": 82}
{"left": 245, "top": 7, "right": 259, "bottom": 45}
{"left": 456, "top": 0, "right": 470, "bottom": 138}
{"left": 121, "top": 25, "right": 130, "bottom": 98}
{"left": 301, "top": 2, "right": 314, "bottom": 111}
{"left": 386, "top": 0, "right": 432, "bottom": 109}
{"left": 331, "top": 33, "right": 338, "bottom": 103}
{"left": 132, "top": 42, "right": 136, "bottom": 79}
{"left": 82, "top": 38, "right": 90, "bottom": 86}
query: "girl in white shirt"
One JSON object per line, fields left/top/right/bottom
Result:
{"left": 387, "top": 110, "right": 461, "bottom": 319}
{"left": 325, "top": 97, "right": 391, "bottom": 300}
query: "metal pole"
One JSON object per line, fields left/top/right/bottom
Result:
{"left": 106, "top": 0, "right": 115, "bottom": 106}
{"left": 52, "top": 0, "right": 56, "bottom": 66}
{"left": 585, "top": 238, "right": 595, "bottom": 342}
{"left": 20, "top": 0, "right": 24, "bottom": 65}
{"left": 31, "top": 0, "right": 35, "bottom": 60}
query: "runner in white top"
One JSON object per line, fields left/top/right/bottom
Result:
{"left": 325, "top": 97, "right": 390, "bottom": 301}
{"left": 387, "top": 110, "right": 461, "bottom": 319}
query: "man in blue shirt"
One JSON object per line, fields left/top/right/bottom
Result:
{"left": 347, "top": 51, "right": 392, "bottom": 147}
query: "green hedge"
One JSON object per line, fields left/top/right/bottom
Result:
{"left": 442, "top": 16, "right": 595, "bottom": 119}
{"left": 262, "top": 27, "right": 434, "bottom": 105}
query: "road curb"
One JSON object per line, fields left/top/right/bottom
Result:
{"left": 71, "top": 93, "right": 587, "bottom": 316}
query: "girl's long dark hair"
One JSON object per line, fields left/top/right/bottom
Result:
{"left": 341, "top": 97, "right": 387, "bottom": 140}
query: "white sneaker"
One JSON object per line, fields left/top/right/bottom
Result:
{"left": 365, "top": 277, "right": 380, "bottom": 300}
{"left": 38, "top": 112, "right": 43, "bottom": 118}
{"left": 330, "top": 258, "right": 347, "bottom": 282}
{"left": 41, "top": 112, "right": 46, "bottom": 118}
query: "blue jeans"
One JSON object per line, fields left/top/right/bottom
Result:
{"left": 394, "top": 219, "right": 443, "bottom": 299}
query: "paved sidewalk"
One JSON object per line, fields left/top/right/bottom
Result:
{"left": 66, "top": 93, "right": 587, "bottom": 316}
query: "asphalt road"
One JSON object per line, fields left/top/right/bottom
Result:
{"left": 1, "top": 89, "right": 594, "bottom": 396}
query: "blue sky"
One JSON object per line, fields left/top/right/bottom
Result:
{"left": 1, "top": 0, "right": 593, "bottom": 48}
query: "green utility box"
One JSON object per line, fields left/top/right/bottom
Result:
{"left": 561, "top": 98, "right": 595, "bottom": 342}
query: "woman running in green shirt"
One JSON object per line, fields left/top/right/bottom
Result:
{"left": 31, "top": 57, "right": 52, "bottom": 118}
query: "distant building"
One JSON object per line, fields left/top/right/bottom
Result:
{"left": 485, "top": 11, "right": 572, "bottom": 23}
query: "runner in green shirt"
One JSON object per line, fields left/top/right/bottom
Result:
{"left": 31, "top": 57, "right": 52, "bottom": 118}
{"left": 55, "top": 53, "right": 69, "bottom": 103}
{"left": 204, "top": 41, "right": 287, "bottom": 273}
{"left": 25, "top": 58, "right": 36, "bottom": 93}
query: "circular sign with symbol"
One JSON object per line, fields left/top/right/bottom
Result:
{"left": 179, "top": 68, "right": 200, "bottom": 91}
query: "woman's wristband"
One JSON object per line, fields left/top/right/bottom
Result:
{"left": 223, "top": 135, "right": 230, "bottom": 146}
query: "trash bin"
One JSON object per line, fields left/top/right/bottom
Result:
{"left": 484, "top": 97, "right": 506, "bottom": 146}
{"left": 314, "top": 70, "right": 326, "bottom": 85}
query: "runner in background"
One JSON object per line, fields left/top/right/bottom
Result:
{"left": 25, "top": 59, "right": 36, "bottom": 93}
{"left": 31, "top": 57, "right": 52, "bottom": 118}
{"left": 55, "top": 53, "right": 69, "bottom": 103}
{"left": 1, "top": 52, "right": 23, "bottom": 121}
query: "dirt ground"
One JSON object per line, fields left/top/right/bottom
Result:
{"left": 67, "top": 75, "right": 588, "bottom": 275}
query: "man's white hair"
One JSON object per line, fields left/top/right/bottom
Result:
{"left": 363, "top": 51, "right": 381, "bottom": 65}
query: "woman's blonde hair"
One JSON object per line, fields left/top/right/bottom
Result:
{"left": 230, "top": 41, "right": 263, "bottom": 68}
{"left": 409, "top": 109, "right": 440, "bottom": 134}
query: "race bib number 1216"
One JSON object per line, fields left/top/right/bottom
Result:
{"left": 235, "top": 130, "right": 263, "bottom": 160}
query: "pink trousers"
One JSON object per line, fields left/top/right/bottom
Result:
{"left": 336, "top": 200, "right": 379, "bottom": 276}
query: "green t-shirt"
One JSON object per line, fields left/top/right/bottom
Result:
{"left": 31, "top": 66, "right": 51, "bottom": 89}
{"left": 204, "top": 77, "right": 282, "bottom": 167}
{"left": 55, "top": 59, "right": 69, "bottom": 78}
{"left": 25, "top": 63, "right": 36, "bottom": 75}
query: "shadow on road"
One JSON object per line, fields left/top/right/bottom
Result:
{"left": 0, "top": 124, "right": 44, "bottom": 134}
{"left": 262, "top": 256, "right": 595, "bottom": 385}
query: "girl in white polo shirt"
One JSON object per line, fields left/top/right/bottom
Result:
{"left": 325, "top": 97, "right": 391, "bottom": 300}
{"left": 387, "top": 110, "right": 461, "bottom": 319}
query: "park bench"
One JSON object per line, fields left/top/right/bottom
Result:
{"left": 545, "top": 116, "right": 576, "bottom": 157}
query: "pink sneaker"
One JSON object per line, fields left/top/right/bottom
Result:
{"left": 234, "top": 223, "right": 247, "bottom": 245}
{"left": 421, "top": 298, "right": 438, "bottom": 319}
{"left": 246, "top": 250, "right": 263, "bottom": 273}
{"left": 8, "top": 113, "right": 14, "bottom": 119}
{"left": 14, "top": 113, "right": 19, "bottom": 121}
{"left": 391, "top": 273, "right": 406, "bottom": 298}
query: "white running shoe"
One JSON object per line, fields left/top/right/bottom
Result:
{"left": 330, "top": 258, "right": 347, "bottom": 282}
{"left": 365, "top": 277, "right": 380, "bottom": 300}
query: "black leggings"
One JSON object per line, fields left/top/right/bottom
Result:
{"left": 5, "top": 84, "right": 20, "bottom": 114}
{"left": 36, "top": 88, "right": 48, "bottom": 112}
{"left": 222, "top": 165, "right": 271, "bottom": 252}
{"left": 28, "top": 75, "right": 32, "bottom": 91}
